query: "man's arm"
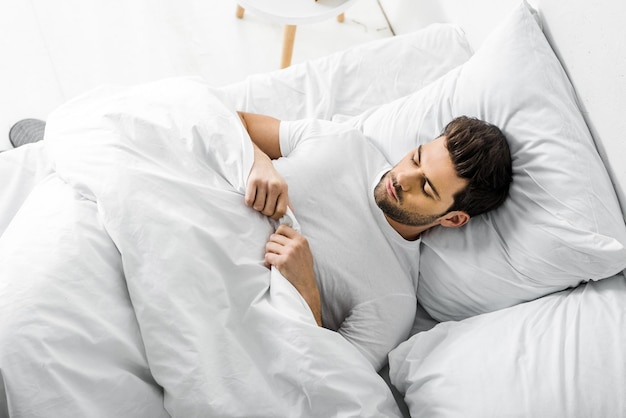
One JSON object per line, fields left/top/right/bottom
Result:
{"left": 239, "top": 113, "right": 322, "bottom": 325}
{"left": 237, "top": 112, "right": 282, "bottom": 159}
{"left": 237, "top": 112, "right": 288, "bottom": 220}
{"left": 265, "top": 224, "right": 322, "bottom": 326}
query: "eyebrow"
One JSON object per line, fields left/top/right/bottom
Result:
{"left": 418, "top": 145, "right": 441, "bottom": 201}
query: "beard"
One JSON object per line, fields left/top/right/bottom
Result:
{"left": 374, "top": 173, "right": 445, "bottom": 227}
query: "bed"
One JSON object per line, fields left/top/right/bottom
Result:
{"left": 1, "top": 1, "right": 625, "bottom": 417}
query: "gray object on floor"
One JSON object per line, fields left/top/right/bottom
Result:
{"left": 9, "top": 119, "right": 46, "bottom": 148}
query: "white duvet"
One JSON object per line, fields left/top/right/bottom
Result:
{"left": 0, "top": 77, "right": 401, "bottom": 417}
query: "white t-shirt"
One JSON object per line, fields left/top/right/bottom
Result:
{"left": 274, "top": 119, "right": 420, "bottom": 370}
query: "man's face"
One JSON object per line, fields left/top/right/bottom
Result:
{"left": 374, "top": 135, "right": 469, "bottom": 227}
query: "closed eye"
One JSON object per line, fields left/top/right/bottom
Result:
{"left": 417, "top": 145, "right": 440, "bottom": 201}
{"left": 413, "top": 147, "right": 434, "bottom": 199}
{"left": 422, "top": 182, "right": 434, "bottom": 199}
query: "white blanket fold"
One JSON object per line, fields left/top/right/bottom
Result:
{"left": 33, "top": 77, "right": 401, "bottom": 417}
{"left": 0, "top": 173, "right": 169, "bottom": 418}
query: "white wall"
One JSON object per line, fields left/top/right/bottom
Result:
{"left": 380, "top": 0, "right": 517, "bottom": 47}
{"left": 380, "top": 0, "right": 626, "bottom": 218}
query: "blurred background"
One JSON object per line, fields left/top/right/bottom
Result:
{"left": 1, "top": 0, "right": 392, "bottom": 150}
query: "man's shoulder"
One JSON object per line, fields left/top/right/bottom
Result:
{"left": 301, "top": 120, "right": 379, "bottom": 152}
{"left": 282, "top": 119, "right": 389, "bottom": 171}
{"left": 293, "top": 119, "right": 367, "bottom": 140}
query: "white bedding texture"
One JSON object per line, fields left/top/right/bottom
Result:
{"left": 0, "top": 24, "right": 470, "bottom": 418}
{"left": 1, "top": 2, "right": 625, "bottom": 417}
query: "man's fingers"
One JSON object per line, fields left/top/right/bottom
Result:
{"left": 263, "top": 182, "right": 288, "bottom": 219}
{"left": 274, "top": 224, "right": 297, "bottom": 237}
{"left": 264, "top": 239, "right": 288, "bottom": 269}
{"left": 265, "top": 239, "right": 283, "bottom": 254}
{"left": 252, "top": 188, "right": 268, "bottom": 212}
{"left": 267, "top": 229, "right": 292, "bottom": 246}
{"left": 273, "top": 194, "right": 289, "bottom": 220}
{"left": 245, "top": 180, "right": 289, "bottom": 220}
{"left": 262, "top": 190, "right": 278, "bottom": 217}
{"left": 244, "top": 182, "right": 257, "bottom": 207}
{"left": 266, "top": 198, "right": 288, "bottom": 220}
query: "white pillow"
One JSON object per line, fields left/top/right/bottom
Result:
{"left": 349, "top": 0, "right": 626, "bottom": 321}
{"left": 388, "top": 272, "right": 626, "bottom": 418}
{"left": 218, "top": 23, "right": 472, "bottom": 121}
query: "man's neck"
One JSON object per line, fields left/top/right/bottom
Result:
{"left": 384, "top": 215, "right": 433, "bottom": 241}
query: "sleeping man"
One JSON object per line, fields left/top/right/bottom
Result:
{"left": 237, "top": 111, "right": 512, "bottom": 370}
{"left": 5, "top": 99, "right": 511, "bottom": 372}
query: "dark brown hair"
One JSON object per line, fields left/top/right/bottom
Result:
{"left": 443, "top": 116, "right": 513, "bottom": 217}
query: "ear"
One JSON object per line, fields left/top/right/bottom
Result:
{"left": 439, "top": 211, "right": 470, "bottom": 228}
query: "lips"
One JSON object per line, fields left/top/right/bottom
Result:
{"left": 387, "top": 178, "right": 399, "bottom": 202}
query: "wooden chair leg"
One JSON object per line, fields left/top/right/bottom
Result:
{"left": 236, "top": 4, "right": 245, "bottom": 19}
{"left": 281, "top": 25, "right": 297, "bottom": 68}
{"left": 337, "top": 13, "right": 345, "bottom": 23}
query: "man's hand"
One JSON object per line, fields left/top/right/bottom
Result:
{"left": 265, "top": 224, "right": 322, "bottom": 326}
{"left": 245, "top": 144, "right": 289, "bottom": 220}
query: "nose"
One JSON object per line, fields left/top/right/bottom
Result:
{"left": 396, "top": 166, "right": 422, "bottom": 191}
